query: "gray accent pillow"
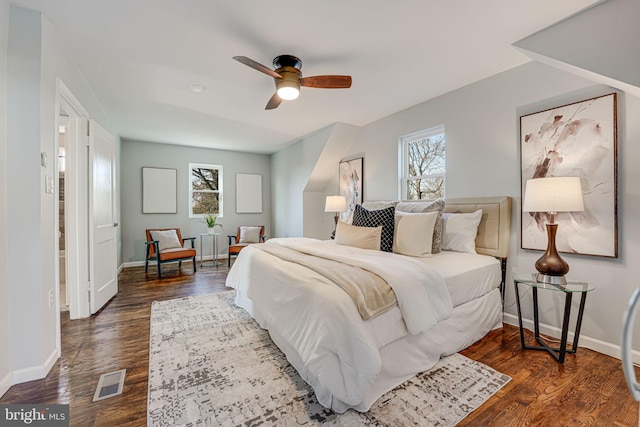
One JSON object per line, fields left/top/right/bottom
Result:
{"left": 396, "top": 198, "right": 445, "bottom": 254}
{"left": 361, "top": 200, "right": 399, "bottom": 211}
{"left": 239, "top": 226, "right": 262, "bottom": 243}
{"left": 150, "top": 230, "right": 182, "bottom": 251}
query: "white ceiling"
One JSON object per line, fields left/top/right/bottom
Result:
{"left": 14, "top": 0, "right": 601, "bottom": 154}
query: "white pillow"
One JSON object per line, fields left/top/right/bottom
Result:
{"left": 392, "top": 211, "right": 438, "bottom": 257}
{"left": 441, "top": 209, "right": 483, "bottom": 253}
{"left": 150, "top": 229, "right": 182, "bottom": 251}
{"left": 239, "top": 226, "right": 262, "bottom": 243}
{"left": 335, "top": 221, "right": 382, "bottom": 250}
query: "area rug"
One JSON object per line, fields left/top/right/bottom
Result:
{"left": 147, "top": 291, "right": 510, "bottom": 426}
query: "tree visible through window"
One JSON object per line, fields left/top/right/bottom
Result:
{"left": 400, "top": 126, "right": 445, "bottom": 200}
{"left": 189, "top": 163, "right": 223, "bottom": 217}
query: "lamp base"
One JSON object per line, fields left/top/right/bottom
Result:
{"left": 535, "top": 273, "right": 567, "bottom": 286}
{"left": 330, "top": 214, "right": 338, "bottom": 240}
{"left": 534, "top": 222, "right": 570, "bottom": 286}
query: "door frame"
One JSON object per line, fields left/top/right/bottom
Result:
{"left": 55, "top": 79, "right": 91, "bottom": 332}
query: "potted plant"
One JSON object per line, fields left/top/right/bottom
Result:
{"left": 202, "top": 214, "right": 223, "bottom": 234}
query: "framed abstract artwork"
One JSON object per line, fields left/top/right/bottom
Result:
{"left": 520, "top": 92, "right": 618, "bottom": 258}
{"left": 339, "top": 157, "right": 363, "bottom": 222}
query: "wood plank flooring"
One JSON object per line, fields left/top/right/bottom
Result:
{"left": 1, "top": 263, "right": 637, "bottom": 426}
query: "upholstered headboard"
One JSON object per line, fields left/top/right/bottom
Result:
{"left": 444, "top": 196, "right": 512, "bottom": 259}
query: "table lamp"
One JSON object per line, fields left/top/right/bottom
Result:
{"left": 325, "top": 195, "right": 347, "bottom": 239}
{"left": 523, "top": 176, "right": 584, "bottom": 285}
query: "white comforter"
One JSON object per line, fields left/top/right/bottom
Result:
{"left": 226, "top": 237, "right": 453, "bottom": 410}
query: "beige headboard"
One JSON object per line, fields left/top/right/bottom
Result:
{"left": 444, "top": 196, "right": 512, "bottom": 259}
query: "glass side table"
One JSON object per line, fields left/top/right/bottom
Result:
{"left": 513, "top": 274, "right": 594, "bottom": 363}
{"left": 199, "top": 233, "right": 221, "bottom": 268}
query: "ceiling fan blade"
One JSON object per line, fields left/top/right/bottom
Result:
{"left": 300, "top": 75, "right": 352, "bottom": 89}
{"left": 233, "top": 56, "right": 282, "bottom": 79}
{"left": 265, "top": 93, "right": 282, "bottom": 110}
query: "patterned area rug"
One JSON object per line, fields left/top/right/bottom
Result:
{"left": 147, "top": 291, "right": 510, "bottom": 426}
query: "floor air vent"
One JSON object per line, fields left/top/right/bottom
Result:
{"left": 92, "top": 369, "right": 126, "bottom": 402}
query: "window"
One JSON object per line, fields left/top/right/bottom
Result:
{"left": 400, "top": 126, "right": 445, "bottom": 200}
{"left": 189, "top": 163, "right": 223, "bottom": 217}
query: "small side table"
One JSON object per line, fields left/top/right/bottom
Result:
{"left": 513, "top": 274, "right": 594, "bottom": 363}
{"left": 199, "top": 233, "right": 221, "bottom": 268}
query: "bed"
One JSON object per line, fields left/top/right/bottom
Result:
{"left": 226, "top": 196, "right": 511, "bottom": 413}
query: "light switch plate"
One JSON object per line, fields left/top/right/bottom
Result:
{"left": 45, "top": 175, "right": 55, "bottom": 194}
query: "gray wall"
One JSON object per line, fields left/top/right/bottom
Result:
{"left": 0, "top": 0, "right": 10, "bottom": 396}
{"left": 270, "top": 126, "right": 332, "bottom": 238}
{"left": 3, "top": 4, "right": 117, "bottom": 390}
{"left": 121, "top": 139, "right": 271, "bottom": 263}
{"left": 271, "top": 123, "right": 359, "bottom": 239}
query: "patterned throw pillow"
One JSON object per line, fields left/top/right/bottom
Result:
{"left": 352, "top": 204, "right": 395, "bottom": 252}
{"left": 396, "top": 199, "right": 445, "bottom": 254}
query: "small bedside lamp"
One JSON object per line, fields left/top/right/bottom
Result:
{"left": 523, "top": 176, "right": 584, "bottom": 285}
{"left": 325, "top": 195, "right": 347, "bottom": 239}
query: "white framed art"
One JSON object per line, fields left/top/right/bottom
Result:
{"left": 520, "top": 92, "right": 618, "bottom": 258}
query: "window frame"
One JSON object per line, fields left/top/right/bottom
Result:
{"left": 188, "top": 163, "right": 223, "bottom": 218}
{"left": 399, "top": 125, "right": 446, "bottom": 201}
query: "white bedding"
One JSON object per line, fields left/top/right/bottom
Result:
{"left": 362, "top": 250, "right": 501, "bottom": 348}
{"left": 226, "top": 237, "right": 502, "bottom": 412}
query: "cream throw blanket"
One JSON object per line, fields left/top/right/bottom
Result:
{"left": 254, "top": 242, "right": 397, "bottom": 320}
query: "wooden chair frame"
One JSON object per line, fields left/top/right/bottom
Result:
{"left": 145, "top": 228, "right": 197, "bottom": 278}
{"left": 228, "top": 226, "right": 266, "bottom": 267}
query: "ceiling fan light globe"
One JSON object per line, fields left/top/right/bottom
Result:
{"left": 277, "top": 86, "right": 299, "bottom": 100}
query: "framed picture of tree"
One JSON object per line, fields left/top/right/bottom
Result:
{"left": 520, "top": 92, "right": 618, "bottom": 258}
{"left": 339, "top": 157, "right": 363, "bottom": 222}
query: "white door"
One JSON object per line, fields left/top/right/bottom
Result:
{"left": 89, "top": 119, "right": 118, "bottom": 313}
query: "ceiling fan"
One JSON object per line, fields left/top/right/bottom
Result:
{"left": 233, "top": 54, "right": 352, "bottom": 110}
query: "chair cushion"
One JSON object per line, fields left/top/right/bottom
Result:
{"left": 239, "top": 226, "right": 262, "bottom": 243}
{"left": 229, "top": 243, "right": 250, "bottom": 255}
{"left": 150, "top": 229, "right": 183, "bottom": 251}
{"left": 158, "top": 247, "right": 196, "bottom": 261}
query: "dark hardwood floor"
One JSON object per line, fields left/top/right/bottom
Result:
{"left": 1, "top": 263, "right": 637, "bottom": 426}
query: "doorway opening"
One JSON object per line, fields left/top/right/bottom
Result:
{"left": 58, "top": 114, "right": 69, "bottom": 312}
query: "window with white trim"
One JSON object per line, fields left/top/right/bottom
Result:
{"left": 189, "top": 163, "right": 223, "bottom": 217}
{"left": 400, "top": 126, "right": 445, "bottom": 200}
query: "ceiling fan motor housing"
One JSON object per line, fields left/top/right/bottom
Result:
{"left": 273, "top": 55, "right": 302, "bottom": 70}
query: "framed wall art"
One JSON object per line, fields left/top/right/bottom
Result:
{"left": 339, "top": 157, "right": 363, "bottom": 222}
{"left": 236, "top": 173, "right": 262, "bottom": 213}
{"left": 520, "top": 92, "right": 618, "bottom": 258}
{"left": 142, "top": 167, "right": 177, "bottom": 214}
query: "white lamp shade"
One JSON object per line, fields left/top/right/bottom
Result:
{"left": 325, "top": 195, "right": 347, "bottom": 212}
{"left": 276, "top": 80, "right": 300, "bottom": 100}
{"left": 523, "top": 177, "right": 584, "bottom": 213}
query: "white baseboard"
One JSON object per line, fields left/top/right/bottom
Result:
{"left": 0, "top": 371, "right": 11, "bottom": 398}
{"left": 122, "top": 254, "right": 229, "bottom": 269}
{"left": 44, "top": 347, "right": 59, "bottom": 376}
{"left": 1, "top": 348, "right": 59, "bottom": 397}
{"left": 503, "top": 313, "right": 640, "bottom": 365}
{"left": 12, "top": 365, "right": 45, "bottom": 385}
